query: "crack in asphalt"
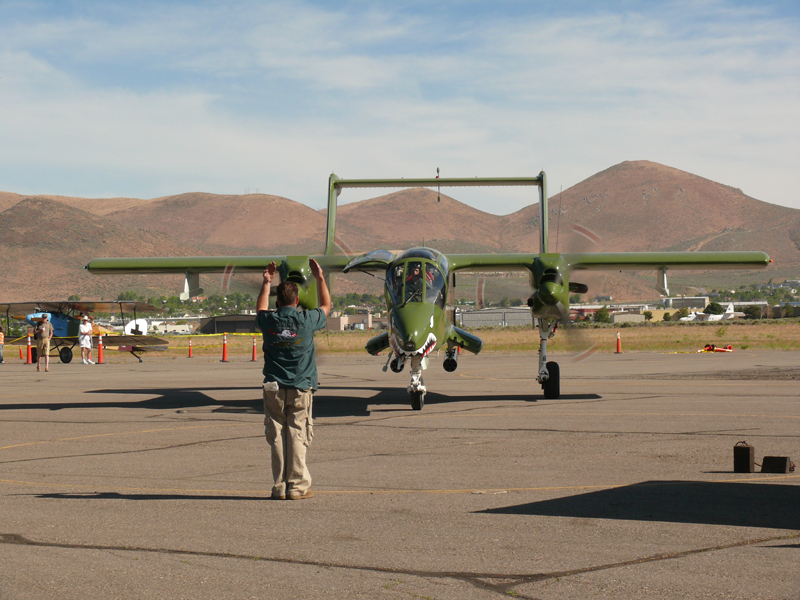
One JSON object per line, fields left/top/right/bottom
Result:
{"left": 0, "top": 435, "right": 262, "bottom": 465}
{"left": 3, "top": 531, "right": 798, "bottom": 599}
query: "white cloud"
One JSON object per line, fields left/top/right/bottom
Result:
{"left": 0, "top": 0, "right": 797, "bottom": 213}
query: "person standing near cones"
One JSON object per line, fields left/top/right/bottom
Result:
{"left": 79, "top": 314, "right": 95, "bottom": 364}
{"left": 256, "top": 258, "right": 331, "bottom": 500}
{"left": 35, "top": 314, "right": 54, "bottom": 372}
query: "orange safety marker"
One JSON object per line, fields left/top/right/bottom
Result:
{"left": 97, "top": 334, "right": 105, "bottom": 364}
{"left": 188, "top": 337, "right": 193, "bottom": 358}
{"left": 26, "top": 335, "right": 32, "bottom": 364}
{"left": 615, "top": 330, "right": 622, "bottom": 354}
{"left": 251, "top": 335, "right": 257, "bottom": 362}
{"left": 19, "top": 345, "right": 24, "bottom": 360}
{"left": 221, "top": 333, "right": 229, "bottom": 362}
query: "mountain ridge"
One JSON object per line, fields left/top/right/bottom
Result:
{"left": 1, "top": 161, "right": 796, "bottom": 302}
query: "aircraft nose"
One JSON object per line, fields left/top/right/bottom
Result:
{"left": 393, "top": 305, "right": 436, "bottom": 355}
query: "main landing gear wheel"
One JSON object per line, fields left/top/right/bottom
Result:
{"left": 59, "top": 347, "right": 73, "bottom": 363}
{"left": 542, "top": 361, "right": 560, "bottom": 399}
{"left": 410, "top": 390, "right": 425, "bottom": 411}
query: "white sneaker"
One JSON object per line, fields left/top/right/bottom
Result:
{"left": 82, "top": 359, "right": 88, "bottom": 365}
{"left": 88, "top": 360, "right": 95, "bottom": 365}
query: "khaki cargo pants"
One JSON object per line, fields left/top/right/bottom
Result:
{"left": 263, "top": 383, "right": 313, "bottom": 497}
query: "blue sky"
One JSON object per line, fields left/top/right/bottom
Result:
{"left": 2, "top": 0, "right": 798, "bottom": 213}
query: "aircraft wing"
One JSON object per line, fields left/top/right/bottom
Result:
{"left": 85, "top": 255, "right": 353, "bottom": 274}
{"left": 1, "top": 302, "right": 45, "bottom": 316}
{"left": 563, "top": 251, "right": 771, "bottom": 272}
{"left": 446, "top": 251, "right": 770, "bottom": 273}
{"left": 0, "top": 300, "right": 160, "bottom": 314}
{"left": 99, "top": 335, "right": 169, "bottom": 346}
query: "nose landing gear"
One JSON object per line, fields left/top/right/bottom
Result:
{"left": 407, "top": 355, "right": 427, "bottom": 410}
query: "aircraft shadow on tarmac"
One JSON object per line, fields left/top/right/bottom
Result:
{"left": 0, "top": 387, "right": 262, "bottom": 413}
{"left": 479, "top": 480, "right": 800, "bottom": 531}
{"left": 0, "top": 385, "right": 600, "bottom": 417}
{"left": 313, "top": 388, "right": 600, "bottom": 417}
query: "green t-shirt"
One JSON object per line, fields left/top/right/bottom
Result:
{"left": 256, "top": 306, "right": 326, "bottom": 390}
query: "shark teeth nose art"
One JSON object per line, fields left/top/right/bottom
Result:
{"left": 390, "top": 332, "right": 437, "bottom": 357}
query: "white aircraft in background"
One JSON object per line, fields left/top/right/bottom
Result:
{"left": 680, "top": 302, "right": 738, "bottom": 322}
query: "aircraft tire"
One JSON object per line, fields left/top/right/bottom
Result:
{"left": 542, "top": 361, "right": 560, "bottom": 399}
{"left": 410, "top": 390, "right": 424, "bottom": 411}
{"left": 60, "top": 347, "right": 73, "bottom": 364}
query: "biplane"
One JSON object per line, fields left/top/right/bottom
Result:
{"left": 1, "top": 300, "right": 168, "bottom": 363}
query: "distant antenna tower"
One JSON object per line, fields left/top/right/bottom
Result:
{"left": 244, "top": 188, "right": 250, "bottom": 195}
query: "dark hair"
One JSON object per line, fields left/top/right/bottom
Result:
{"left": 276, "top": 281, "right": 299, "bottom": 307}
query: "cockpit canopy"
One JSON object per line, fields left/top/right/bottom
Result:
{"left": 386, "top": 253, "right": 447, "bottom": 310}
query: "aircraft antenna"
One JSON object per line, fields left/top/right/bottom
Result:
{"left": 555, "top": 185, "right": 563, "bottom": 252}
{"left": 436, "top": 167, "right": 440, "bottom": 202}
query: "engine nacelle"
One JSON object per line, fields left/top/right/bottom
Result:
{"left": 278, "top": 257, "right": 319, "bottom": 309}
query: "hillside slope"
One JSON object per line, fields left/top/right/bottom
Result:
{"left": 1, "top": 161, "right": 796, "bottom": 302}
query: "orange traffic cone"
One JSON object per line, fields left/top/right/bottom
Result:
{"left": 615, "top": 330, "right": 622, "bottom": 354}
{"left": 188, "top": 337, "right": 193, "bottom": 358}
{"left": 251, "top": 336, "right": 257, "bottom": 362}
{"left": 97, "top": 334, "right": 105, "bottom": 364}
{"left": 221, "top": 333, "right": 229, "bottom": 363}
{"left": 19, "top": 345, "right": 24, "bottom": 360}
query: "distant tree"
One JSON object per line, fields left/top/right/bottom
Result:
{"left": 643, "top": 311, "right": 653, "bottom": 322}
{"left": 743, "top": 306, "right": 763, "bottom": 319}
{"left": 704, "top": 302, "right": 725, "bottom": 315}
{"left": 510, "top": 298, "right": 524, "bottom": 307}
{"left": 68, "top": 294, "right": 81, "bottom": 301}
{"left": 569, "top": 294, "right": 582, "bottom": 304}
{"left": 499, "top": 297, "right": 510, "bottom": 308}
{"left": 117, "top": 290, "right": 139, "bottom": 301}
{"left": 662, "top": 312, "right": 672, "bottom": 322}
{"left": 593, "top": 306, "right": 611, "bottom": 323}
{"left": 784, "top": 305, "right": 795, "bottom": 318}
{"left": 673, "top": 307, "right": 690, "bottom": 320}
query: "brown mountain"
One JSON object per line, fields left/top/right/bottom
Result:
{"left": 0, "top": 197, "right": 210, "bottom": 301}
{"left": 1, "top": 161, "right": 797, "bottom": 303}
{"left": 104, "top": 193, "right": 329, "bottom": 255}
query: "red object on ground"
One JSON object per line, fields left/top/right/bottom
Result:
{"left": 615, "top": 330, "right": 622, "bottom": 354}
{"left": 97, "top": 335, "right": 105, "bottom": 364}
{"left": 188, "top": 337, "right": 193, "bottom": 358}
{"left": 221, "top": 333, "right": 229, "bottom": 362}
{"left": 26, "top": 335, "right": 32, "bottom": 364}
{"left": 251, "top": 336, "right": 257, "bottom": 362}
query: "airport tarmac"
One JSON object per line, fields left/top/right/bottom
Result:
{"left": 1, "top": 350, "right": 799, "bottom": 599}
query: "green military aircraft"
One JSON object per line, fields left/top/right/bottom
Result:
{"left": 85, "top": 172, "right": 770, "bottom": 409}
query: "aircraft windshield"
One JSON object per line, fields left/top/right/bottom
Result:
{"left": 385, "top": 261, "right": 445, "bottom": 308}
